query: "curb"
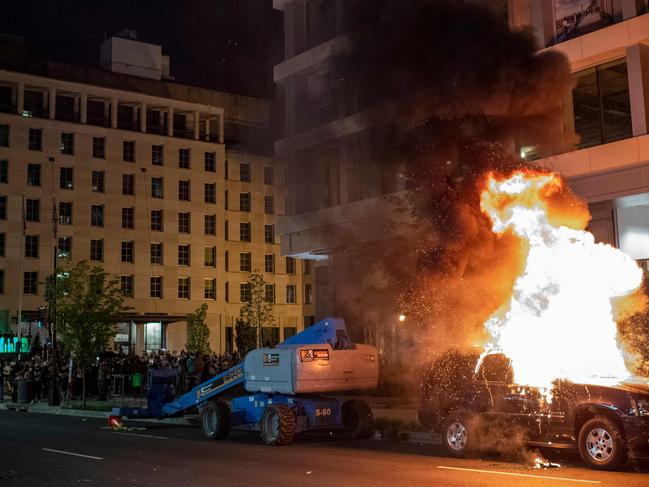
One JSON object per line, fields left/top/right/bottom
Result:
{"left": 0, "top": 402, "right": 193, "bottom": 425}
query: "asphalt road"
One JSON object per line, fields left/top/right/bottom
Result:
{"left": 1, "top": 410, "right": 648, "bottom": 486}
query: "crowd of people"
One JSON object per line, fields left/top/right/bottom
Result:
{"left": 1, "top": 348, "right": 242, "bottom": 403}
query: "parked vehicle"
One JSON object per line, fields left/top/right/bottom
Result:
{"left": 418, "top": 349, "right": 649, "bottom": 470}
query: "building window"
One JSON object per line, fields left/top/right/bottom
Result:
{"left": 178, "top": 277, "right": 190, "bottom": 299}
{"left": 24, "top": 271, "right": 37, "bottom": 295}
{"left": 240, "top": 282, "right": 251, "bottom": 302}
{"left": 150, "top": 276, "right": 163, "bottom": 298}
{"left": 286, "top": 257, "right": 295, "bottom": 274}
{"left": 224, "top": 250, "right": 229, "bottom": 271}
{"left": 573, "top": 59, "right": 632, "bottom": 149}
{"left": 240, "top": 192, "right": 251, "bottom": 212}
{"left": 92, "top": 170, "right": 105, "bottom": 193}
{"left": 225, "top": 281, "right": 230, "bottom": 302}
{"left": 150, "top": 243, "right": 163, "bottom": 265}
{"left": 28, "top": 128, "right": 42, "bottom": 151}
{"left": 224, "top": 220, "right": 229, "bottom": 240}
{"left": 304, "top": 260, "right": 311, "bottom": 275}
{"left": 179, "top": 148, "right": 191, "bottom": 168}
{"left": 264, "top": 195, "right": 274, "bottom": 215}
{"left": 92, "top": 136, "right": 105, "bottom": 158}
{"left": 239, "top": 162, "right": 250, "bottom": 182}
{"left": 60, "top": 167, "right": 73, "bottom": 189}
{"left": 25, "top": 235, "right": 39, "bottom": 258}
{"left": 224, "top": 190, "right": 229, "bottom": 210}
{"left": 264, "top": 166, "right": 273, "bottom": 185}
{"left": 204, "top": 246, "right": 216, "bottom": 267}
{"left": 27, "top": 163, "right": 41, "bottom": 186}
{"left": 239, "top": 222, "right": 251, "bottom": 242}
{"left": 122, "top": 207, "right": 134, "bottom": 229}
{"left": 91, "top": 204, "right": 104, "bottom": 227}
{"left": 205, "top": 152, "right": 216, "bottom": 172}
{"left": 265, "top": 284, "right": 275, "bottom": 303}
{"left": 204, "top": 279, "right": 216, "bottom": 300}
{"left": 151, "top": 177, "right": 164, "bottom": 198}
{"left": 178, "top": 180, "right": 191, "bottom": 201}
{"left": 284, "top": 327, "right": 297, "bottom": 340}
{"left": 240, "top": 252, "right": 251, "bottom": 272}
{"left": 151, "top": 209, "right": 163, "bottom": 231}
{"left": 0, "top": 125, "right": 8, "bottom": 147}
{"left": 152, "top": 144, "right": 164, "bottom": 165}
{"left": 264, "top": 224, "right": 274, "bottom": 244}
{"left": 0, "top": 160, "right": 6, "bottom": 183}
{"left": 204, "top": 183, "right": 216, "bottom": 203}
{"left": 123, "top": 141, "right": 136, "bottom": 162}
{"left": 122, "top": 174, "right": 135, "bottom": 195}
{"left": 58, "top": 202, "right": 72, "bottom": 225}
{"left": 90, "top": 239, "right": 104, "bottom": 261}
{"left": 120, "top": 275, "right": 134, "bottom": 298}
{"left": 0, "top": 233, "right": 5, "bottom": 256}
{"left": 58, "top": 236, "right": 71, "bottom": 259}
{"left": 25, "top": 199, "right": 40, "bottom": 222}
{"left": 61, "top": 133, "right": 74, "bottom": 155}
{"left": 304, "top": 283, "right": 313, "bottom": 304}
{"left": 264, "top": 254, "right": 275, "bottom": 273}
{"left": 178, "top": 244, "right": 190, "bottom": 266}
{"left": 286, "top": 285, "right": 296, "bottom": 304}
{"left": 0, "top": 196, "right": 5, "bottom": 219}
{"left": 204, "top": 214, "right": 216, "bottom": 235}
{"left": 224, "top": 159, "right": 229, "bottom": 180}
{"left": 121, "top": 241, "right": 134, "bottom": 263}
{"left": 178, "top": 212, "right": 191, "bottom": 233}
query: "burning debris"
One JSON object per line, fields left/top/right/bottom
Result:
{"left": 479, "top": 169, "right": 645, "bottom": 390}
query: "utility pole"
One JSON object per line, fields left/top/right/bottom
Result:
{"left": 16, "top": 193, "right": 26, "bottom": 360}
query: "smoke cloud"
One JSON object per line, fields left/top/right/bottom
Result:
{"left": 325, "top": 0, "right": 576, "bottom": 366}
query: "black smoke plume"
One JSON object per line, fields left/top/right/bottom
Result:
{"left": 324, "top": 0, "right": 575, "bottom": 370}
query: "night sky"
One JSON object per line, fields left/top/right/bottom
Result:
{"left": 0, "top": 0, "right": 283, "bottom": 98}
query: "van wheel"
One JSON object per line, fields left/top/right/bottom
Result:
{"left": 578, "top": 417, "right": 627, "bottom": 470}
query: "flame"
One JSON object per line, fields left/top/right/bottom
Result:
{"left": 479, "top": 169, "right": 643, "bottom": 390}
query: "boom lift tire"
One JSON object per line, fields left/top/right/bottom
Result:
{"left": 260, "top": 404, "right": 296, "bottom": 446}
{"left": 342, "top": 399, "right": 374, "bottom": 439}
{"left": 202, "top": 400, "right": 231, "bottom": 440}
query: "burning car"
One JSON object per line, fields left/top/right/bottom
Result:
{"left": 418, "top": 350, "right": 649, "bottom": 470}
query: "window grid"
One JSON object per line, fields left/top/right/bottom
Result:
{"left": 152, "top": 144, "right": 164, "bottom": 165}
{"left": 92, "top": 136, "right": 105, "bottom": 158}
{"left": 204, "top": 279, "right": 216, "bottom": 300}
{"left": 178, "top": 244, "right": 191, "bottom": 266}
{"left": 28, "top": 128, "right": 42, "bottom": 151}
{"left": 204, "top": 214, "right": 216, "bottom": 235}
{"left": 150, "top": 243, "right": 163, "bottom": 265}
{"left": 178, "top": 180, "right": 191, "bottom": 201}
{"left": 240, "top": 192, "right": 251, "bottom": 212}
{"left": 121, "top": 275, "right": 134, "bottom": 297}
{"left": 178, "top": 277, "right": 190, "bottom": 299}
{"left": 204, "top": 183, "right": 216, "bottom": 204}
{"left": 204, "top": 152, "right": 216, "bottom": 172}
{"left": 204, "top": 246, "right": 216, "bottom": 267}
{"left": 27, "top": 163, "right": 41, "bottom": 187}
{"left": 179, "top": 148, "right": 191, "bottom": 169}
{"left": 240, "top": 252, "right": 251, "bottom": 272}
{"left": 178, "top": 212, "right": 191, "bottom": 233}
{"left": 122, "top": 174, "right": 135, "bottom": 195}
{"left": 264, "top": 254, "right": 275, "bottom": 273}
{"left": 151, "top": 209, "right": 163, "bottom": 231}
{"left": 121, "top": 241, "right": 134, "bottom": 263}
{"left": 150, "top": 276, "right": 163, "bottom": 298}
{"left": 90, "top": 239, "right": 104, "bottom": 261}
{"left": 123, "top": 141, "right": 136, "bottom": 162}
{"left": 61, "top": 133, "right": 74, "bottom": 155}
{"left": 239, "top": 222, "right": 251, "bottom": 242}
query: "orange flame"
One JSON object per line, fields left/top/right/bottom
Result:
{"left": 479, "top": 169, "right": 643, "bottom": 391}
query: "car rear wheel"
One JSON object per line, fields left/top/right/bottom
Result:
{"left": 441, "top": 408, "right": 475, "bottom": 457}
{"left": 577, "top": 417, "right": 627, "bottom": 470}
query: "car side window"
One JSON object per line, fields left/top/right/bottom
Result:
{"left": 477, "top": 354, "right": 514, "bottom": 383}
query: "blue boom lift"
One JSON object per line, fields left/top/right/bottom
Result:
{"left": 112, "top": 317, "right": 379, "bottom": 445}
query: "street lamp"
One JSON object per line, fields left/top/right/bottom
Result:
{"left": 398, "top": 314, "right": 406, "bottom": 323}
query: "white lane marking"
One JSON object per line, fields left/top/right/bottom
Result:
{"left": 437, "top": 466, "right": 601, "bottom": 484}
{"left": 113, "top": 432, "right": 168, "bottom": 440}
{"left": 41, "top": 448, "right": 103, "bottom": 460}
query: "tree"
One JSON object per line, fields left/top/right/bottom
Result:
{"left": 48, "top": 261, "right": 129, "bottom": 407}
{"left": 186, "top": 303, "right": 211, "bottom": 356}
{"left": 235, "top": 318, "right": 257, "bottom": 357}
{"left": 239, "top": 269, "right": 275, "bottom": 349}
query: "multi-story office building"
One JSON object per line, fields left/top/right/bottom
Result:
{"left": 273, "top": 1, "right": 649, "bottom": 340}
{"left": 0, "top": 33, "right": 312, "bottom": 353}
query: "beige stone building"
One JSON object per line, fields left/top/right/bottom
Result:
{"left": 0, "top": 33, "right": 314, "bottom": 354}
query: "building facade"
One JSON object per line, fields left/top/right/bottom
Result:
{"left": 0, "top": 35, "right": 313, "bottom": 354}
{"left": 510, "top": 1, "right": 649, "bottom": 270}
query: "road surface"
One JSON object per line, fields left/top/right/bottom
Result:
{"left": 0, "top": 410, "right": 647, "bottom": 486}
